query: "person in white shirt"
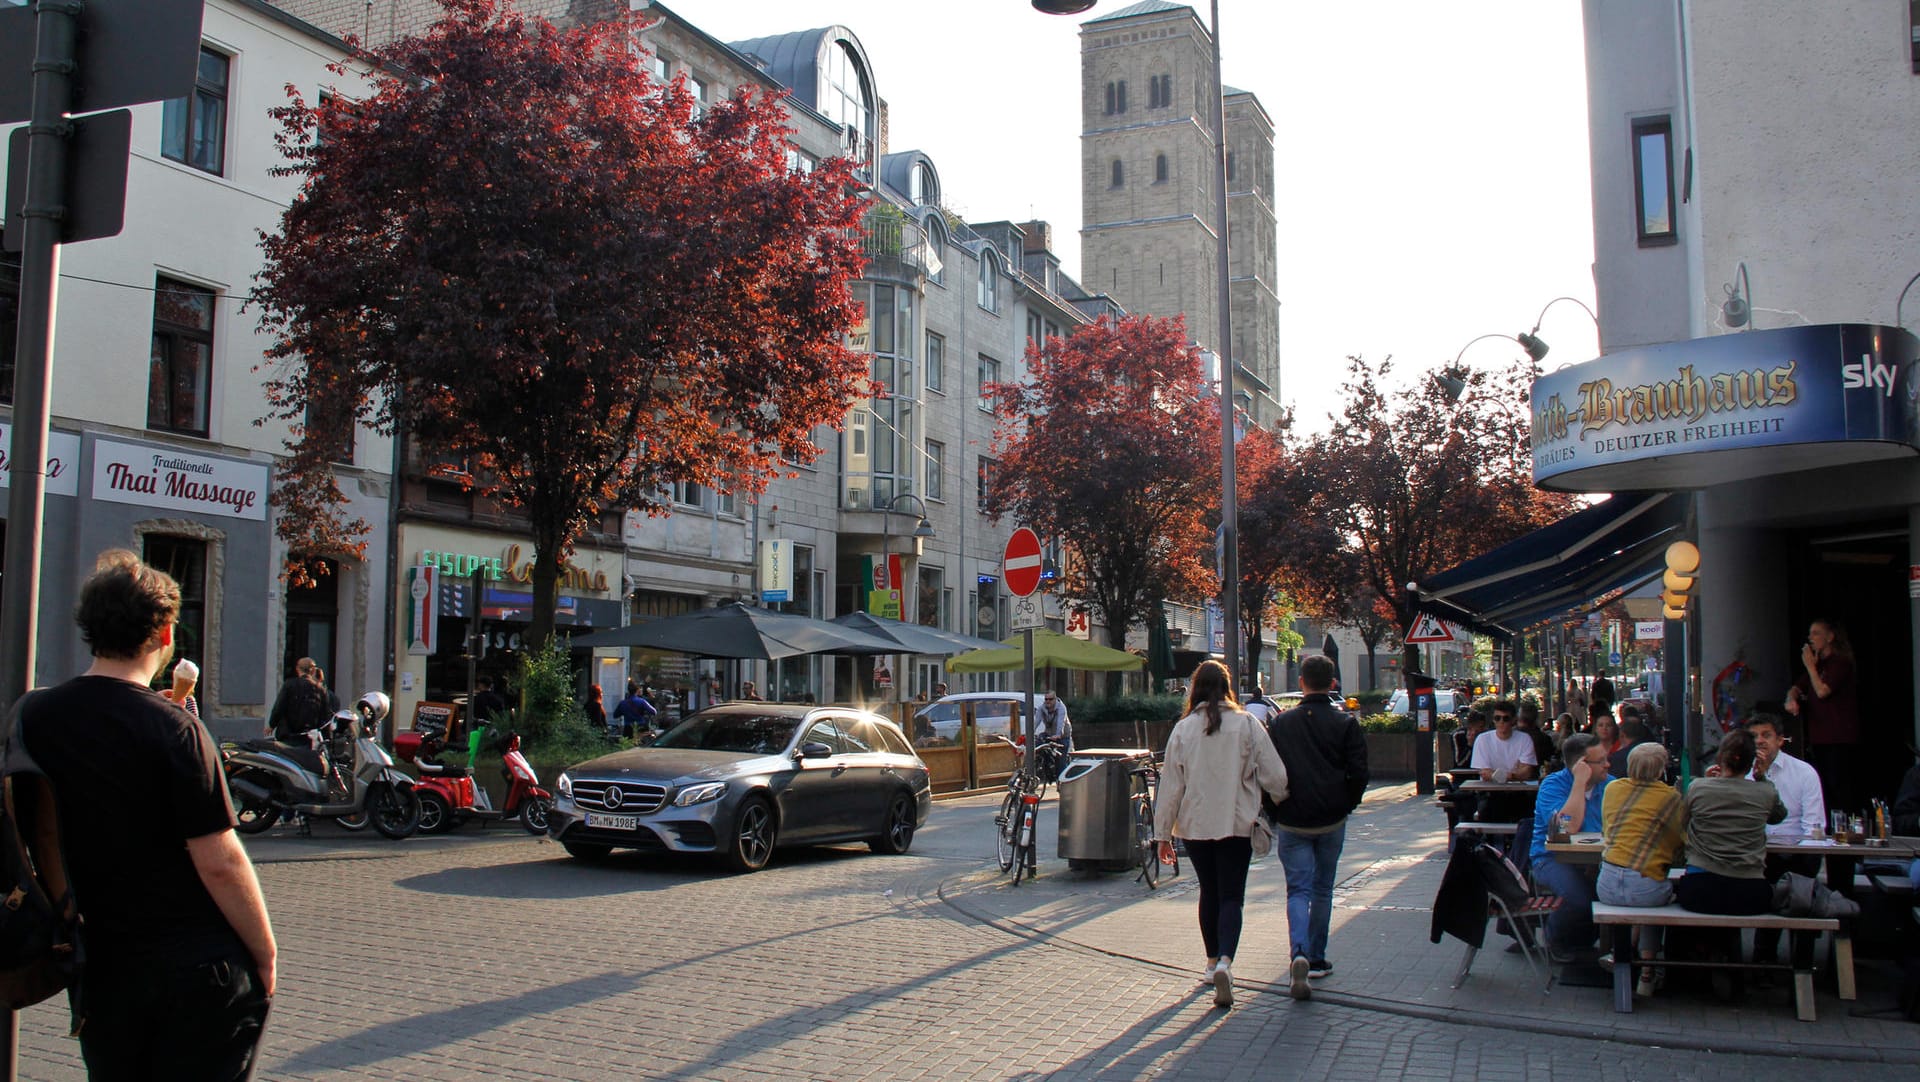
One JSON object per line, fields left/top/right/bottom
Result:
{"left": 1469, "top": 702, "right": 1538, "bottom": 781}
{"left": 1745, "top": 715, "right": 1825, "bottom": 837}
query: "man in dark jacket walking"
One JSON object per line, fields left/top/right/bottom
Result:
{"left": 1266, "top": 654, "right": 1369, "bottom": 1000}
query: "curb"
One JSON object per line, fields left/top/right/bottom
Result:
{"left": 931, "top": 861, "right": 1920, "bottom": 1066}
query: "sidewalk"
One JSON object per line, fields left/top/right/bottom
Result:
{"left": 936, "top": 783, "right": 1920, "bottom": 1065}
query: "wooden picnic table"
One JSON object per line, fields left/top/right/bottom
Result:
{"left": 1548, "top": 832, "right": 1920, "bottom": 863}
{"left": 1456, "top": 780, "right": 1541, "bottom": 793}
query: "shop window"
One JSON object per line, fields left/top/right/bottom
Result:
{"left": 142, "top": 535, "right": 207, "bottom": 681}
{"left": 161, "top": 45, "right": 230, "bottom": 175}
{"left": 149, "top": 276, "right": 215, "bottom": 437}
{"left": 1631, "top": 115, "right": 1677, "bottom": 247}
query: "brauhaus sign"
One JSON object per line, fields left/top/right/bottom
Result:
{"left": 1529, "top": 323, "right": 1919, "bottom": 492}
{"left": 91, "top": 437, "right": 269, "bottom": 520}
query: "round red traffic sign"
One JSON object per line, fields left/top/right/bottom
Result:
{"left": 1003, "top": 527, "right": 1043, "bottom": 597}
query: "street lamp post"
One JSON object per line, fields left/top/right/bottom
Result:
{"left": 1035, "top": 0, "right": 1240, "bottom": 685}
{"left": 877, "top": 493, "right": 935, "bottom": 699}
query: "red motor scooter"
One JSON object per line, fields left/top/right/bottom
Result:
{"left": 394, "top": 727, "right": 552, "bottom": 835}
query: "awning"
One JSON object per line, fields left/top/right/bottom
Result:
{"left": 1409, "top": 492, "right": 1687, "bottom": 636}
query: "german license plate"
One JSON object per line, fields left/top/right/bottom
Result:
{"left": 585, "top": 812, "right": 639, "bottom": 831}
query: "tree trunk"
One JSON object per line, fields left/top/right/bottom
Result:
{"left": 527, "top": 538, "right": 563, "bottom": 652}
{"left": 1105, "top": 622, "right": 1130, "bottom": 699}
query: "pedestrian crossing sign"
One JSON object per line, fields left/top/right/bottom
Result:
{"left": 1404, "top": 612, "right": 1455, "bottom": 644}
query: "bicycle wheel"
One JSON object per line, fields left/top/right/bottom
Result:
{"left": 994, "top": 789, "right": 1019, "bottom": 872}
{"left": 1133, "top": 794, "right": 1160, "bottom": 889}
{"left": 1011, "top": 800, "right": 1037, "bottom": 886}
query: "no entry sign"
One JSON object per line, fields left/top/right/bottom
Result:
{"left": 1003, "top": 527, "right": 1043, "bottom": 597}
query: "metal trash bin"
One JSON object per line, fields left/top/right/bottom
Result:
{"left": 1057, "top": 748, "right": 1151, "bottom": 870}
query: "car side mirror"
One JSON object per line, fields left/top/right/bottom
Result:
{"left": 797, "top": 741, "right": 833, "bottom": 760}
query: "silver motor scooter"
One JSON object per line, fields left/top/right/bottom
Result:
{"left": 222, "top": 691, "right": 422, "bottom": 839}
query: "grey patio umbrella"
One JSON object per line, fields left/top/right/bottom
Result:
{"left": 566, "top": 602, "right": 901, "bottom": 661}
{"left": 829, "top": 611, "right": 1005, "bottom": 655}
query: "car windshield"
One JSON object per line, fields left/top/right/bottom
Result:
{"left": 650, "top": 713, "right": 801, "bottom": 755}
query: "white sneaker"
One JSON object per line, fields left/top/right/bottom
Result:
{"left": 1201, "top": 960, "right": 1217, "bottom": 983}
{"left": 1212, "top": 957, "right": 1234, "bottom": 1007}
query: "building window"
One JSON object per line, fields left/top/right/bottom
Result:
{"left": 1913, "top": 1, "right": 1920, "bottom": 73}
{"left": 1631, "top": 115, "right": 1677, "bottom": 247}
{"left": 926, "top": 331, "right": 944, "bottom": 392}
{"left": 977, "top": 456, "right": 999, "bottom": 507}
{"left": 1106, "top": 80, "right": 1132, "bottom": 115}
{"left": 149, "top": 277, "right": 215, "bottom": 437}
{"left": 1026, "top": 311, "right": 1042, "bottom": 348}
{"left": 1110, "top": 159, "right": 1123, "bottom": 188}
{"left": 142, "top": 535, "right": 207, "bottom": 681}
{"left": 1154, "top": 154, "right": 1168, "bottom": 184}
{"left": 917, "top": 566, "right": 945, "bottom": 630}
{"left": 977, "top": 253, "right": 999, "bottom": 312}
{"left": 161, "top": 46, "right": 230, "bottom": 175}
{"left": 649, "top": 52, "right": 670, "bottom": 82}
{"left": 910, "top": 161, "right": 939, "bottom": 205}
{"left": 977, "top": 355, "right": 1000, "bottom": 412}
{"left": 688, "top": 75, "right": 708, "bottom": 118}
{"left": 672, "top": 481, "right": 707, "bottom": 509}
{"left": 925, "top": 218, "right": 946, "bottom": 286}
{"left": 925, "top": 440, "right": 944, "bottom": 501}
{"left": 1226, "top": 150, "right": 1236, "bottom": 183}
{"left": 1149, "top": 73, "right": 1172, "bottom": 109}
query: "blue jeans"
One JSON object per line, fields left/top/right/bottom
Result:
{"left": 1276, "top": 823, "right": 1346, "bottom": 962}
{"left": 1530, "top": 854, "right": 1597, "bottom": 953}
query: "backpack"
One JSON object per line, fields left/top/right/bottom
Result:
{"left": 0, "top": 695, "right": 83, "bottom": 1010}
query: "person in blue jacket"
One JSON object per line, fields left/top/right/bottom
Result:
{"left": 1529, "top": 732, "right": 1612, "bottom": 961}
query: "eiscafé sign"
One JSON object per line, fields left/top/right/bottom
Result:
{"left": 0, "top": 423, "right": 83, "bottom": 497}
{"left": 90, "top": 438, "right": 268, "bottom": 520}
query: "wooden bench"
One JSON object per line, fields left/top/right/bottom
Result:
{"left": 1590, "top": 902, "right": 1850, "bottom": 1021}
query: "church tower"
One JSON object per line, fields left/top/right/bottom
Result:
{"left": 1079, "top": 1, "right": 1280, "bottom": 415}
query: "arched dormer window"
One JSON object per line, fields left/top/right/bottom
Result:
{"left": 823, "top": 39, "right": 874, "bottom": 173}
{"left": 1154, "top": 154, "right": 1168, "bottom": 184}
{"left": 925, "top": 215, "right": 947, "bottom": 285}
{"left": 977, "top": 251, "right": 1000, "bottom": 313}
{"left": 1110, "top": 159, "right": 1123, "bottom": 188}
{"left": 910, "top": 161, "right": 939, "bottom": 206}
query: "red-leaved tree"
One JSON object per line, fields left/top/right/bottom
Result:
{"left": 989, "top": 315, "right": 1218, "bottom": 664}
{"left": 252, "top": 0, "right": 868, "bottom": 646}
{"left": 1296, "top": 355, "right": 1576, "bottom": 677}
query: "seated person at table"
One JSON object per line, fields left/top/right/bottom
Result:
{"left": 1451, "top": 710, "right": 1487, "bottom": 771}
{"left": 1470, "top": 702, "right": 1536, "bottom": 782}
{"left": 1896, "top": 758, "right": 1920, "bottom": 836}
{"left": 1598, "top": 742, "right": 1686, "bottom": 996}
{"left": 1587, "top": 712, "right": 1622, "bottom": 758}
{"left": 1516, "top": 704, "right": 1557, "bottom": 774}
{"left": 1678, "top": 729, "right": 1786, "bottom": 915}
{"left": 1530, "top": 733, "right": 1613, "bottom": 961}
{"left": 1607, "top": 718, "right": 1656, "bottom": 780}
{"left": 1747, "top": 716, "right": 1824, "bottom": 840}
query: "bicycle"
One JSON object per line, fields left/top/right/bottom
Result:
{"left": 1130, "top": 752, "right": 1178, "bottom": 888}
{"left": 993, "top": 740, "right": 1064, "bottom": 885}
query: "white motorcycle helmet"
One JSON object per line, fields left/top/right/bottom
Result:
{"left": 357, "top": 691, "right": 391, "bottom": 723}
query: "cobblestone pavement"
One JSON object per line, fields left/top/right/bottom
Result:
{"left": 9, "top": 787, "right": 1917, "bottom": 1080}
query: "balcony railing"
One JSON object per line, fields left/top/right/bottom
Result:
{"left": 859, "top": 208, "right": 932, "bottom": 283}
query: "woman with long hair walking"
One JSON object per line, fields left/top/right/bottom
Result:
{"left": 1154, "top": 659, "right": 1290, "bottom": 1007}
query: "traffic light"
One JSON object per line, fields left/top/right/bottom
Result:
{"left": 1662, "top": 541, "right": 1699, "bottom": 620}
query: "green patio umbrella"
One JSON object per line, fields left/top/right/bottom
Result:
{"left": 1147, "top": 602, "right": 1179, "bottom": 683}
{"left": 946, "top": 629, "right": 1145, "bottom": 673}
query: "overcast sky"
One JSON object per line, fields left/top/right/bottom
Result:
{"left": 668, "top": 0, "right": 1601, "bottom": 431}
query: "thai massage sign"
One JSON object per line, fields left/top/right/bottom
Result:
{"left": 1529, "top": 323, "right": 1919, "bottom": 491}
{"left": 417, "top": 544, "right": 612, "bottom": 592}
{"left": 91, "top": 438, "right": 268, "bottom": 519}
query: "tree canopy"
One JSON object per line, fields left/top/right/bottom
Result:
{"left": 988, "top": 314, "right": 1218, "bottom": 654}
{"left": 1294, "top": 355, "right": 1575, "bottom": 673}
{"left": 252, "top": 0, "right": 869, "bottom": 645}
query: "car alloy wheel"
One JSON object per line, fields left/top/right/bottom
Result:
{"left": 726, "top": 797, "right": 775, "bottom": 873}
{"left": 871, "top": 793, "right": 915, "bottom": 855}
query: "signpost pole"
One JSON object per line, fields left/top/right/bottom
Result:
{"left": 1023, "top": 628, "right": 1035, "bottom": 753}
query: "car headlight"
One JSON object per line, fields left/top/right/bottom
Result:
{"left": 672, "top": 781, "right": 727, "bottom": 807}
{"left": 557, "top": 772, "right": 572, "bottom": 798}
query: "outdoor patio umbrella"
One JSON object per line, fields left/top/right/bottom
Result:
{"left": 566, "top": 602, "right": 901, "bottom": 661}
{"left": 945, "top": 629, "right": 1145, "bottom": 673}
{"left": 1147, "top": 602, "right": 1179, "bottom": 683}
{"left": 829, "top": 611, "right": 1006, "bottom": 655}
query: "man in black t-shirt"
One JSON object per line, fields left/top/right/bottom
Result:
{"left": 9, "top": 550, "right": 276, "bottom": 1080}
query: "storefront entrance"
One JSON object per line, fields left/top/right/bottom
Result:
{"left": 1785, "top": 522, "right": 1914, "bottom": 809}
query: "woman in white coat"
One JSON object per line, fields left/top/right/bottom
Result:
{"left": 1154, "top": 659, "right": 1290, "bottom": 1007}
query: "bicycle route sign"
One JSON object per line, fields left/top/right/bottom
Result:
{"left": 1003, "top": 527, "right": 1043, "bottom": 597}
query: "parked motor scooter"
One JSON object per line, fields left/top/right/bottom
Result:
{"left": 223, "top": 691, "right": 422, "bottom": 839}
{"left": 394, "top": 726, "right": 552, "bottom": 835}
